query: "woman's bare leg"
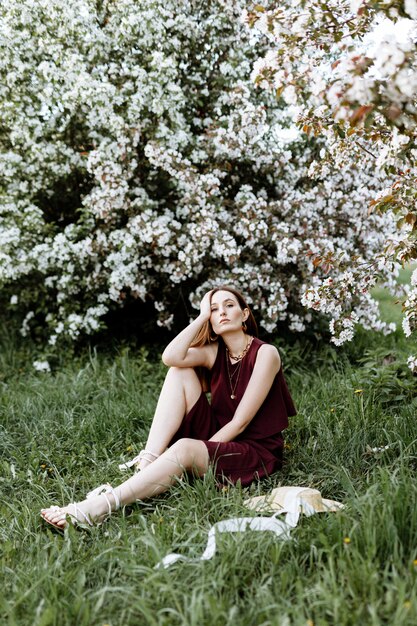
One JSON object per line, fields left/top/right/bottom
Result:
{"left": 41, "top": 438, "right": 210, "bottom": 528}
{"left": 137, "top": 367, "right": 202, "bottom": 470}
{"left": 116, "top": 438, "right": 209, "bottom": 502}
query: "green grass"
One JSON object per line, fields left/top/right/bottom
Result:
{"left": 1, "top": 313, "right": 417, "bottom": 625}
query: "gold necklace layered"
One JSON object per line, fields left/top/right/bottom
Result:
{"left": 226, "top": 335, "right": 253, "bottom": 361}
{"left": 226, "top": 336, "right": 253, "bottom": 400}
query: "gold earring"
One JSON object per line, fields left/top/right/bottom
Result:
{"left": 242, "top": 321, "right": 247, "bottom": 332}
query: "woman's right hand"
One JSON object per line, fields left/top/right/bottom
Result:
{"left": 199, "top": 290, "right": 213, "bottom": 321}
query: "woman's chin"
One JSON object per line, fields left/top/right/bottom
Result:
{"left": 216, "top": 324, "right": 240, "bottom": 335}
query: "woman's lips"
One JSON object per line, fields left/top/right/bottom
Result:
{"left": 220, "top": 319, "right": 230, "bottom": 324}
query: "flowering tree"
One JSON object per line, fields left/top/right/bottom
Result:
{"left": 0, "top": 0, "right": 398, "bottom": 350}
{"left": 245, "top": 0, "right": 417, "bottom": 367}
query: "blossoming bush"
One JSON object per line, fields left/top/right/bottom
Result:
{"left": 246, "top": 0, "right": 417, "bottom": 363}
{"left": 0, "top": 0, "right": 398, "bottom": 348}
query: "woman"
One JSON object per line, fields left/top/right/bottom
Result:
{"left": 41, "top": 286, "right": 296, "bottom": 530}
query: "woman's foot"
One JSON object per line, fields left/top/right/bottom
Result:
{"left": 41, "top": 491, "right": 118, "bottom": 530}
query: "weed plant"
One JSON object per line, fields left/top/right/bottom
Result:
{"left": 1, "top": 321, "right": 417, "bottom": 626}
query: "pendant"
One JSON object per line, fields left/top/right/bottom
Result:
{"left": 231, "top": 394, "right": 236, "bottom": 399}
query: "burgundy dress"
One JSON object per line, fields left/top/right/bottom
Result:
{"left": 169, "top": 337, "right": 296, "bottom": 487}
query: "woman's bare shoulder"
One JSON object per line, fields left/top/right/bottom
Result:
{"left": 256, "top": 343, "right": 281, "bottom": 369}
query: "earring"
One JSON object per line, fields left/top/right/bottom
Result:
{"left": 242, "top": 321, "right": 247, "bottom": 332}
{"left": 209, "top": 331, "right": 218, "bottom": 342}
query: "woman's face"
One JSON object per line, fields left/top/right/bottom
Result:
{"left": 209, "top": 290, "right": 248, "bottom": 335}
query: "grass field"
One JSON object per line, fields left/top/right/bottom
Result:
{"left": 1, "top": 295, "right": 417, "bottom": 625}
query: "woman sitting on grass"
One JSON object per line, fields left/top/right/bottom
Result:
{"left": 41, "top": 286, "right": 296, "bottom": 530}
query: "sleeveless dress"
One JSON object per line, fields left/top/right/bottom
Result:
{"left": 169, "top": 337, "right": 296, "bottom": 486}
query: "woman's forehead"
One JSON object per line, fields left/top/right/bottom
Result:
{"left": 211, "top": 290, "right": 238, "bottom": 305}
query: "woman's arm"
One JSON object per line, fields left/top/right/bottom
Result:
{"left": 162, "top": 291, "right": 217, "bottom": 369}
{"left": 208, "top": 344, "right": 281, "bottom": 443}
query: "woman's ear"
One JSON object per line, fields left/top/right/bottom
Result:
{"left": 242, "top": 308, "right": 249, "bottom": 321}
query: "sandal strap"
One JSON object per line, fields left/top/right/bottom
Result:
{"left": 101, "top": 493, "right": 112, "bottom": 517}
{"left": 69, "top": 502, "right": 93, "bottom": 527}
{"left": 87, "top": 483, "right": 120, "bottom": 511}
{"left": 118, "top": 449, "right": 160, "bottom": 471}
{"left": 140, "top": 449, "right": 160, "bottom": 459}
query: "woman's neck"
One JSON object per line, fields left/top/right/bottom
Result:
{"left": 222, "top": 332, "right": 250, "bottom": 357}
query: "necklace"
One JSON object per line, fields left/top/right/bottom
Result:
{"left": 226, "top": 358, "right": 242, "bottom": 400}
{"left": 226, "top": 336, "right": 253, "bottom": 362}
{"left": 225, "top": 336, "right": 253, "bottom": 400}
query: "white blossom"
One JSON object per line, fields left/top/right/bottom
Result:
{"left": 246, "top": 0, "right": 417, "bottom": 346}
{"left": 407, "top": 355, "right": 417, "bottom": 372}
{"left": 0, "top": 0, "right": 408, "bottom": 346}
{"left": 33, "top": 360, "right": 51, "bottom": 373}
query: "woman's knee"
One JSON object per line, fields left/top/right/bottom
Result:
{"left": 167, "top": 366, "right": 199, "bottom": 383}
{"left": 166, "top": 367, "right": 202, "bottom": 409}
{"left": 169, "top": 437, "right": 196, "bottom": 459}
{"left": 169, "top": 438, "right": 208, "bottom": 468}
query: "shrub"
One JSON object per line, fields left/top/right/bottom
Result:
{"left": 247, "top": 0, "right": 416, "bottom": 358}
{"left": 0, "top": 0, "right": 398, "bottom": 346}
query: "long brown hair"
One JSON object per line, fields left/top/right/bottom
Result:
{"left": 191, "top": 285, "right": 258, "bottom": 348}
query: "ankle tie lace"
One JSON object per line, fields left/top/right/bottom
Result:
{"left": 86, "top": 483, "right": 120, "bottom": 512}
{"left": 118, "top": 449, "right": 160, "bottom": 471}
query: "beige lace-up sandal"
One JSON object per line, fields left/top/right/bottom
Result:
{"left": 41, "top": 483, "right": 120, "bottom": 531}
